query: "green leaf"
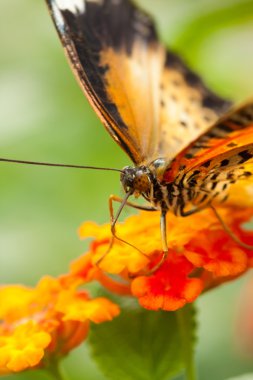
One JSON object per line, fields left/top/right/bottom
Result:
{"left": 176, "top": 305, "right": 198, "bottom": 380}
{"left": 89, "top": 304, "right": 197, "bottom": 380}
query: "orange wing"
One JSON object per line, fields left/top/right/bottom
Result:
{"left": 154, "top": 53, "right": 231, "bottom": 162}
{"left": 46, "top": 0, "right": 231, "bottom": 164}
{"left": 163, "top": 102, "right": 253, "bottom": 208}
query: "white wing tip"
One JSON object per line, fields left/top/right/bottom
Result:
{"left": 54, "top": 0, "right": 86, "bottom": 14}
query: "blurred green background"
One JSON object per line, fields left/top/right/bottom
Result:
{"left": 1, "top": 0, "right": 253, "bottom": 379}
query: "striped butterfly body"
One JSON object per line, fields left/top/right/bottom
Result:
{"left": 121, "top": 102, "right": 253, "bottom": 216}
{"left": 46, "top": 0, "right": 253, "bottom": 254}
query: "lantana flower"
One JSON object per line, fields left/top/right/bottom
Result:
{"left": 75, "top": 207, "right": 253, "bottom": 311}
{"left": 0, "top": 275, "right": 119, "bottom": 374}
{"left": 1, "top": 205, "right": 253, "bottom": 376}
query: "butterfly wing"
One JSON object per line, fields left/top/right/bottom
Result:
{"left": 46, "top": 0, "right": 231, "bottom": 165}
{"left": 163, "top": 102, "right": 253, "bottom": 209}
{"left": 155, "top": 52, "right": 231, "bottom": 162}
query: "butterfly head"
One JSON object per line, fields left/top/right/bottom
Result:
{"left": 121, "top": 166, "right": 152, "bottom": 198}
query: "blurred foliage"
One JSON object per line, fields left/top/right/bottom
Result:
{"left": 0, "top": 0, "right": 253, "bottom": 379}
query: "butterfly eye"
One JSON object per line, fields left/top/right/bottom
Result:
{"left": 121, "top": 166, "right": 135, "bottom": 193}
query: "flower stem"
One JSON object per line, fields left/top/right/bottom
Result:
{"left": 47, "top": 361, "right": 66, "bottom": 380}
{"left": 176, "top": 306, "right": 197, "bottom": 380}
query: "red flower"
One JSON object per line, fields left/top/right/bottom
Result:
{"left": 77, "top": 207, "right": 253, "bottom": 311}
{"left": 131, "top": 253, "right": 203, "bottom": 311}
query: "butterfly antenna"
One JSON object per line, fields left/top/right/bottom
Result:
{"left": 210, "top": 205, "right": 253, "bottom": 250}
{"left": 0, "top": 158, "right": 123, "bottom": 173}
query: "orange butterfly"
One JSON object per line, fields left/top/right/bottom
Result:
{"left": 45, "top": 0, "right": 253, "bottom": 262}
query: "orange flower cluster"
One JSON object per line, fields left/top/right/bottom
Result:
{"left": 1, "top": 206, "right": 253, "bottom": 375}
{"left": 75, "top": 207, "right": 253, "bottom": 312}
{"left": 0, "top": 275, "right": 119, "bottom": 374}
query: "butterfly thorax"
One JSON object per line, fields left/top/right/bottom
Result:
{"left": 121, "top": 158, "right": 229, "bottom": 216}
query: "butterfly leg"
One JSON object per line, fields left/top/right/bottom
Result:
{"left": 109, "top": 194, "right": 156, "bottom": 239}
{"left": 210, "top": 205, "right": 253, "bottom": 250}
{"left": 109, "top": 195, "right": 157, "bottom": 213}
{"left": 161, "top": 210, "right": 168, "bottom": 254}
{"left": 95, "top": 195, "right": 156, "bottom": 266}
{"left": 143, "top": 210, "right": 169, "bottom": 275}
{"left": 180, "top": 204, "right": 201, "bottom": 217}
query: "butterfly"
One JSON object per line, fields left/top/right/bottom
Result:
{"left": 45, "top": 0, "right": 253, "bottom": 260}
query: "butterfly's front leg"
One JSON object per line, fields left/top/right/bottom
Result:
{"left": 110, "top": 198, "right": 170, "bottom": 275}
{"left": 109, "top": 194, "right": 157, "bottom": 233}
{"left": 109, "top": 194, "right": 157, "bottom": 251}
{"left": 96, "top": 195, "right": 156, "bottom": 267}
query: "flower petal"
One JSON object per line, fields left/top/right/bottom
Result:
{"left": 131, "top": 254, "right": 203, "bottom": 311}
{"left": 0, "top": 322, "right": 51, "bottom": 373}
